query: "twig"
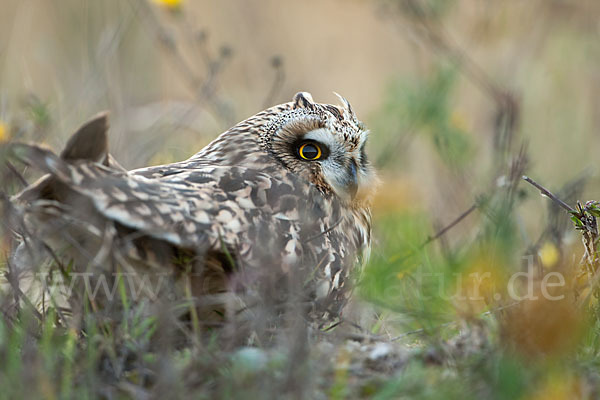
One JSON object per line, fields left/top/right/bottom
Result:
{"left": 4, "top": 258, "right": 44, "bottom": 322}
{"left": 5, "top": 161, "right": 29, "bottom": 187}
{"left": 522, "top": 175, "right": 575, "bottom": 213}
{"left": 388, "top": 202, "right": 480, "bottom": 267}
{"left": 304, "top": 217, "right": 344, "bottom": 243}
{"left": 131, "top": 0, "right": 233, "bottom": 126}
{"left": 399, "top": 0, "right": 506, "bottom": 102}
{"left": 384, "top": 0, "right": 525, "bottom": 252}
{"left": 390, "top": 301, "right": 522, "bottom": 341}
{"left": 423, "top": 203, "right": 478, "bottom": 246}
{"left": 391, "top": 324, "right": 442, "bottom": 341}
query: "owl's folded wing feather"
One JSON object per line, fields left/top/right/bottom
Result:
{"left": 9, "top": 142, "right": 341, "bottom": 276}
{"left": 12, "top": 142, "right": 290, "bottom": 250}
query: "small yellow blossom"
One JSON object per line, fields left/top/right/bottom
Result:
{"left": 539, "top": 242, "right": 560, "bottom": 269}
{"left": 450, "top": 110, "right": 469, "bottom": 132}
{"left": 453, "top": 251, "right": 508, "bottom": 315}
{"left": 0, "top": 121, "right": 8, "bottom": 143}
{"left": 153, "top": 0, "right": 183, "bottom": 10}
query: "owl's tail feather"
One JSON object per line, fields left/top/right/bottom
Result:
{"left": 60, "top": 111, "right": 109, "bottom": 164}
{"left": 11, "top": 110, "right": 124, "bottom": 175}
{"left": 10, "top": 112, "right": 126, "bottom": 202}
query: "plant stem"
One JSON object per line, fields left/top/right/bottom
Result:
{"left": 522, "top": 175, "right": 575, "bottom": 213}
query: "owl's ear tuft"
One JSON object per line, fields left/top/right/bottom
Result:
{"left": 60, "top": 111, "right": 109, "bottom": 163}
{"left": 293, "top": 92, "right": 315, "bottom": 109}
{"left": 333, "top": 92, "right": 355, "bottom": 118}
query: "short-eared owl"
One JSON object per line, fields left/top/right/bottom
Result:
{"left": 9, "top": 92, "right": 376, "bottom": 322}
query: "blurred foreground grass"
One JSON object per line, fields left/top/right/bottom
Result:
{"left": 2, "top": 0, "right": 600, "bottom": 398}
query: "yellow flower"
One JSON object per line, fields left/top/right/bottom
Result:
{"left": 153, "top": 0, "right": 183, "bottom": 10}
{"left": 453, "top": 250, "right": 508, "bottom": 315}
{"left": 0, "top": 121, "right": 8, "bottom": 143}
{"left": 450, "top": 110, "right": 469, "bottom": 132}
{"left": 539, "top": 242, "right": 560, "bottom": 269}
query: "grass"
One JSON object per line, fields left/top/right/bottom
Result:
{"left": 2, "top": 0, "right": 600, "bottom": 398}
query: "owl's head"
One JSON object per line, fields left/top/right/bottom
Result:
{"left": 259, "top": 92, "right": 377, "bottom": 207}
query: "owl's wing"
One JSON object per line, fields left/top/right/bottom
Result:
{"left": 12, "top": 142, "right": 309, "bottom": 250}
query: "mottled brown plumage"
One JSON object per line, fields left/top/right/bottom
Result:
{"left": 9, "top": 92, "right": 376, "bottom": 323}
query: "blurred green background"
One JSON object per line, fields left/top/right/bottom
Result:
{"left": 2, "top": 0, "right": 600, "bottom": 398}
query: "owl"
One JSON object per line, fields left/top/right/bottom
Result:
{"left": 8, "top": 92, "right": 376, "bottom": 325}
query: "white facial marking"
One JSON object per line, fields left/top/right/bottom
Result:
{"left": 303, "top": 128, "right": 360, "bottom": 202}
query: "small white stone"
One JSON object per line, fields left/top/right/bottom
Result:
{"left": 368, "top": 342, "right": 393, "bottom": 361}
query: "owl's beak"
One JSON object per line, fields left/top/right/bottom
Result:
{"left": 347, "top": 160, "right": 358, "bottom": 199}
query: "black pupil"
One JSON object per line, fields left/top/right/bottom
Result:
{"left": 302, "top": 144, "right": 319, "bottom": 159}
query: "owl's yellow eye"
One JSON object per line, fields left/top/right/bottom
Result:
{"left": 298, "top": 142, "right": 322, "bottom": 160}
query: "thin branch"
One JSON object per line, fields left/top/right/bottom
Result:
{"left": 388, "top": 203, "right": 480, "bottom": 267}
{"left": 390, "top": 301, "right": 522, "bottom": 342}
{"left": 423, "top": 203, "right": 478, "bottom": 246}
{"left": 399, "top": 0, "right": 506, "bottom": 101}
{"left": 522, "top": 175, "right": 575, "bottom": 213}
{"left": 5, "top": 258, "right": 44, "bottom": 322}
{"left": 304, "top": 217, "right": 344, "bottom": 243}
{"left": 5, "top": 161, "right": 29, "bottom": 187}
{"left": 392, "top": 0, "right": 521, "bottom": 164}
{"left": 131, "top": 0, "right": 233, "bottom": 125}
